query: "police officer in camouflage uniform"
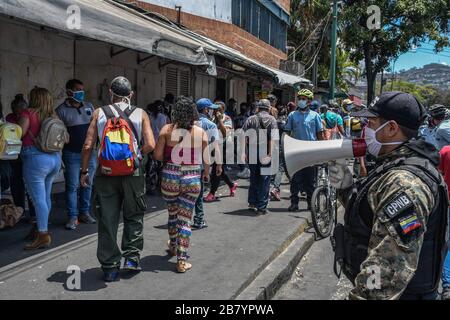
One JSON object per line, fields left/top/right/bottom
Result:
{"left": 329, "top": 91, "right": 448, "bottom": 300}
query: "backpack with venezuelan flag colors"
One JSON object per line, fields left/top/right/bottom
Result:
{"left": 99, "top": 104, "right": 140, "bottom": 176}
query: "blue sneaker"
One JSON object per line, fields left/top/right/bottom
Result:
{"left": 103, "top": 270, "right": 120, "bottom": 282}
{"left": 123, "top": 258, "right": 142, "bottom": 272}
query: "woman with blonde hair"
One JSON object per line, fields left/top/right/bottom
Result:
{"left": 154, "top": 96, "right": 210, "bottom": 273}
{"left": 18, "top": 87, "right": 62, "bottom": 250}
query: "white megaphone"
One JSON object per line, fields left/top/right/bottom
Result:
{"left": 283, "top": 135, "right": 367, "bottom": 177}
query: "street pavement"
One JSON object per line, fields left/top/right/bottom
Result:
{"left": 273, "top": 209, "right": 353, "bottom": 300}
{"left": 0, "top": 176, "right": 312, "bottom": 300}
{"left": 273, "top": 231, "right": 353, "bottom": 300}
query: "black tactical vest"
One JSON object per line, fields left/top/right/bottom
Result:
{"left": 334, "top": 143, "right": 448, "bottom": 296}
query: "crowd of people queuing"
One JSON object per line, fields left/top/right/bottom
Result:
{"left": 0, "top": 76, "right": 448, "bottom": 297}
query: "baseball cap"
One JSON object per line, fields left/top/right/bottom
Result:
{"left": 429, "top": 104, "right": 446, "bottom": 118}
{"left": 196, "top": 98, "right": 219, "bottom": 111}
{"left": 351, "top": 91, "right": 426, "bottom": 130}
{"left": 258, "top": 99, "right": 271, "bottom": 109}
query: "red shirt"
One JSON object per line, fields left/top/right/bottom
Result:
{"left": 20, "top": 109, "right": 41, "bottom": 147}
{"left": 439, "top": 146, "right": 450, "bottom": 199}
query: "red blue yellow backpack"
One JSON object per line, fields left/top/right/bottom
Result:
{"left": 98, "top": 104, "right": 139, "bottom": 176}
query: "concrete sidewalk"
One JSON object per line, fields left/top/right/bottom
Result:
{"left": 0, "top": 178, "right": 312, "bottom": 300}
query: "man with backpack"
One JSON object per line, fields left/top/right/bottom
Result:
{"left": 56, "top": 79, "right": 97, "bottom": 230}
{"left": 80, "top": 76, "right": 155, "bottom": 282}
{"left": 241, "top": 99, "right": 278, "bottom": 215}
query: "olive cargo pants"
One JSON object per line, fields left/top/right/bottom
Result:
{"left": 93, "top": 175, "right": 148, "bottom": 271}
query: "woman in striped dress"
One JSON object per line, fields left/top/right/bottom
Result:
{"left": 154, "top": 96, "right": 210, "bottom": 273}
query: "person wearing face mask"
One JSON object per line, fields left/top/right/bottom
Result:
{"left": 340, "top": 98, "right": 355, "bottom": 137}
{"left": 329, "top": 91, "right": 448, "bottom": 300}
{"left": 204, "top": 100, "right": 238, "bottom": 202}
{"left": 429, "top": 104, "right": 450, "bottom": 150}
{"left": 56, "top": 79, "right": 97, "bottom": 230}
{"left": 285, "top": 89, "right": 324, "bottom": 212}
{"left": 80, "top": 76, "right": 155, "bottom": 281}
{"left": 193, "top": 98, "right": 222, "bottom": 229}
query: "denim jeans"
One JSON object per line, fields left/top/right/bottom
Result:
{"left": 272, "top": 156, "right": 285, "bottom": 191}
{"left": 21, "top": 146, "right": 62, "bottom": 232}
{"left": 248, "top": 164, "right": 271, "bottom": 210}
{"left": 62, "top": 150, "right": 97, "bottom": 217}
{"left": 442, "top": 208, "right": 450, "bottom": 288}
{"left": 194, "top": 177, "right": 204, "bottom": 225}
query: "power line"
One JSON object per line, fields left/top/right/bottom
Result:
{"left": 301, "top": 11, "right": 332, "bottom": 76}
{"left": 288, "top": 10, "right": 332, "bottom": 60}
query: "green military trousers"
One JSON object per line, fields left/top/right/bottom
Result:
{"left": 93, "top": 175, "right": 148, "bottom": 271}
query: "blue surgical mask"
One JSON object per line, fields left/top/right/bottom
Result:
{"left": 70, "top": 90, "right": 85, "bottom": 103}
{"left": 297, "top": 100, "right": 308, "bottom": 110}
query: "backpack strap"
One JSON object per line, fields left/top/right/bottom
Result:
{"left": 110, "top": 104, "right": 140, "bottom": 147}
{"left": 101, "top": 105, "right": 116, "bottom": 120}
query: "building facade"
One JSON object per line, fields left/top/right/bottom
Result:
{"left": 130, "top": 0, "right": 290, "bottom": 68}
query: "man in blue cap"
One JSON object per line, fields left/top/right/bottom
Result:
{"left": 193, "top": 98, "right": 222, "bottom": 229}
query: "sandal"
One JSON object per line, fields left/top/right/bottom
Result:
{"left": 176, "top": 260, "right": 192, "bottom": 273}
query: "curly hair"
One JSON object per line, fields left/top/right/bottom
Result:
{"left": 171, "top": 96, "right": 197, "bottom": 130}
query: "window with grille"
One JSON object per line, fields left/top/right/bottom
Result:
{"left": 231, "top": 0, "right": 287, "bottom": 52}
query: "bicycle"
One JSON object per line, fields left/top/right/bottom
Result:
{"left": 310, "top": 163, "right": 337, "bottom": 238}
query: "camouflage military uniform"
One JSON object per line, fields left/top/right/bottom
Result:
{"left": 348, "top": 146, "right": 435, "bottom": 300}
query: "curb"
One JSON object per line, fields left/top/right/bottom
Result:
{"left": 234, "top": 231, "right": 315, "bottom": 300}
{"left": 230, "top": 218, "right": 311, "bottom": 300}
{"left": 0, "top": 210, "right": 165, "bottom": 282}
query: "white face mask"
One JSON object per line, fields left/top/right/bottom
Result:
{"left": 110, "top": 93, "right": 132, "bottom": 106}
{"left": 364, "top": 121, "right": 404, "bottom": 157}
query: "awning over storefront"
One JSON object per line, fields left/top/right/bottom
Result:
{"left": 267, "top": 67, "right": 311, "bottom": 87}
{"left": 0, "top": 0, "right": 209, "bottom": 66}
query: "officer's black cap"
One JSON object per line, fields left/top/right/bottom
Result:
{"left": 351, "top": 91, "right": 426, "bottom": 130}
{"left": 110, "top": 76, "right": 132, "bottom": 97}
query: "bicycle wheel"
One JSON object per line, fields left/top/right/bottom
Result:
{"left": 310, "top": 185, "right": 334, "bottom": 238}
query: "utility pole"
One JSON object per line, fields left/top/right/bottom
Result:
{"left": 380, "top": 69, "right": 384, "bottom": 95}
{"left": 329, "top": 0, "right": 338, "bottom": 100}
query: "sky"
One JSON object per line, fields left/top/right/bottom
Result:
{"left": 393, "top": 41, "right": 450, "bottom": 72}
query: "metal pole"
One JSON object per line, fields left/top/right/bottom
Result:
{"left": 380, "top": 69, "right": 384, "bottom": 95}
{"left": 329, "top": 0, "right": 338, "bottom": 100}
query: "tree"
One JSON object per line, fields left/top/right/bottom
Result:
{"left": 288, "top": 0, "right": 331, "bottom": 77}
{"left": 339, "top": 0, "right": 450, "bottom": 104}
{"left": 376, "top": 79, "right": 441, "bottom": 106}
{"left": 319, "top": 47, "right": 361, "bottom": 91}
